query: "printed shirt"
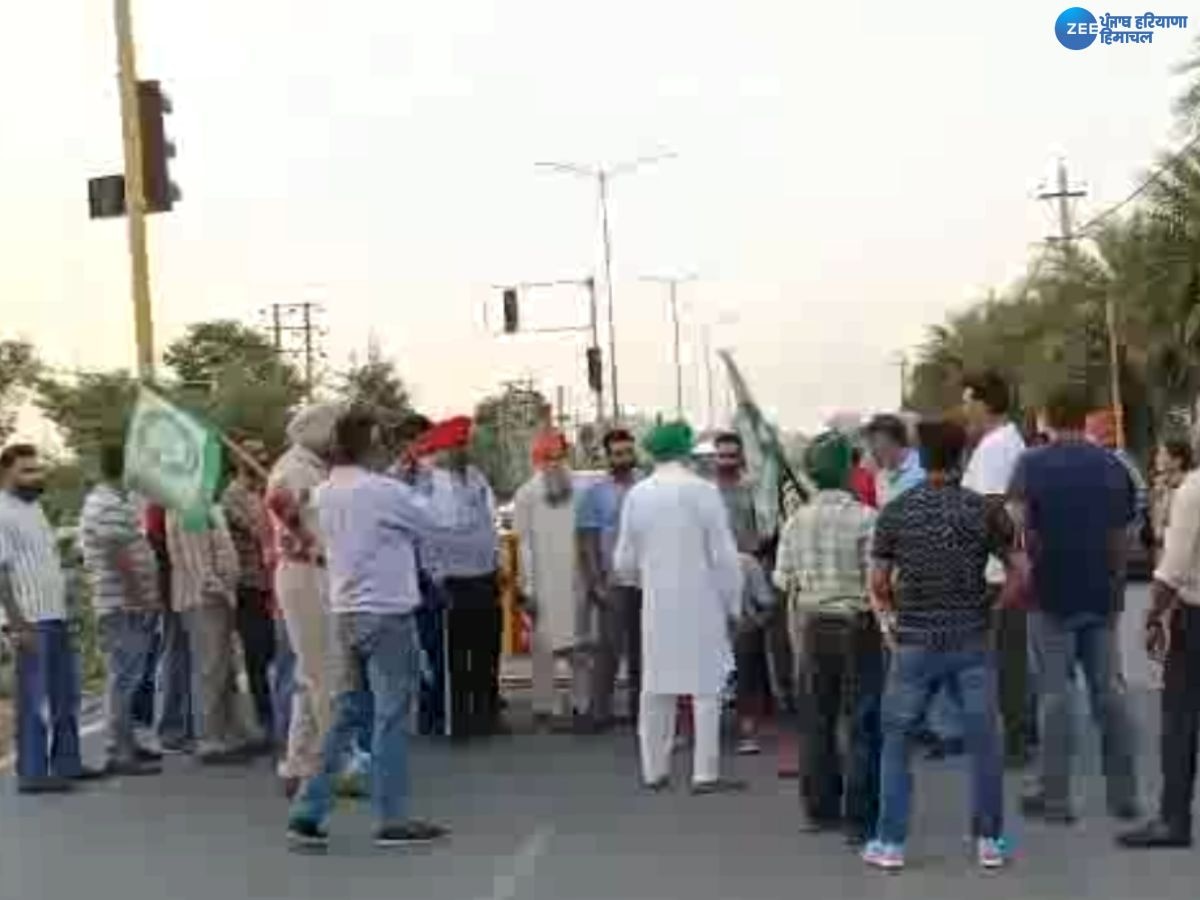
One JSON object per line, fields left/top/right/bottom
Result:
{"left": 0, "top": 493, "right": 68, "bottom": 623}
{"left": 872, "top": 482, "right": 1014, "bottom": 649}
{"left": 1155, "top": 469, "right": 1200, "bottom": 607}
{"left": 962, "top": 421, "right": 1026, "bottom": 584}
{"left": 1009, "top": 440, "right": 1134, "bottom": 619}
{"left": 575, "top": 472, "right": 641, "bottom": 586}
{"left": 78, "top": 483, "right": 160, "bottom": 614}
{"left": 773, "top": 490, "right": 876, "bottom": 617}
{"left": 221, "top": 479, "right": 271, "bottom": 592}
{"left": 164, "top": 509, "right": 240, "bottom": 612}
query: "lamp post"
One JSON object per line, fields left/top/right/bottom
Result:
{"left": 641, "top": 274, "right": 696, "bottom": 419}
{"left": 535, "top": 152, "right": 676, "bottom": 421}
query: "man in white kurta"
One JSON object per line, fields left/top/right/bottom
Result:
{"left": 513, "top": 430, "right": 584, "bottom": 723}
{"left": 614, "top": 421, "right": 744, "bottom": 792}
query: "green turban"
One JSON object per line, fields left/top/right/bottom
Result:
{"left": 804, "top": 431, "right": 853, "bottom": 491}
{"left": 643, "top": 420, "right": 695, "bottom": 462}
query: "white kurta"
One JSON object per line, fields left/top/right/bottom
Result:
{"left": 513, "top": 472, "right": 580, "bottom": 652}
{"left": 614, "top": 462, "right": 743, "bottom": 696}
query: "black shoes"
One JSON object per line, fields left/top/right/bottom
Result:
{"left": 1118, "top": 821, "right": 1192, "bottom": 849}
{"left": 374, "top": 821, "right": 451, "bottom": 847}
{"left": 690, "top": 778, "right": 748, "bottom": 796}
{"left": 286, "top": 820, "right": 330, "bottom": 849}
{"left": 1021, "top": 793, "right": 1077, "bottom": 825}
{"left": 16, "top": 776, "right": 76, "bottom": 795}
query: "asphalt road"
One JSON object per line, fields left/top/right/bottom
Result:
{"left": 2, "top": 583, "right": 1197, "bottom": 900}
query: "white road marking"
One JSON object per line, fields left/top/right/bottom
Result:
{"left": 480, "top": 825, "right": 554, "bottom": 900}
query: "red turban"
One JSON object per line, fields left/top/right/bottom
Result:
{"left": 412, "top": 416, "right": 473, "bottom": 458}
{"left": 531, "top": 429, "right": 569, "bottom": 468}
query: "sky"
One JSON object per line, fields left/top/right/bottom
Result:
{"left": 2, "top": 1, "right": 1197, "bottom": 434}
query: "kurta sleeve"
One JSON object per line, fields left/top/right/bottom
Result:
{"left": 702, "top": 484, "right": 743, "bottom": 620}
{"left": 612, "top": 492, "right": 639, "bottom": 586}
{"left": 512, "top": 483, "right": 537, "bottom": 599}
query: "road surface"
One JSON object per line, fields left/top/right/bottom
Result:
{"left": 2, "top": 584, "right": 1196, "bottom": 900}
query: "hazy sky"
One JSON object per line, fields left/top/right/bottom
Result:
{"left": 3, "top": 1, "right": 1196, "bottom": 432}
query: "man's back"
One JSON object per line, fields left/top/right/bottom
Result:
{"left": 872, "top": 482, "right": 1009, "bottom": 648}
{"left": 1010, "top": 440, "right": 1133, "bottom": 618}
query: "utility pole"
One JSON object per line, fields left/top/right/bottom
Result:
{"left": 114, "top": 0, "right": 154, "bottom": 378}
{"left": 536, "top": 152, "right": 677, "bottom": 422}
{"left": 266, "top": 301, "right": 324, "bottom": 398}
{"left": 1038, "top": 157, "right": 1125, "bottom": 448}
{"left": 702, "top": 322, "right": 715, "bottom": 430}
{"left": 641, "top": 274, "right": 695, "bottom": 419}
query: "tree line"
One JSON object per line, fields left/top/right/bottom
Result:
{"left": 908, "top": 39, "right": 1200, "bottom": 459}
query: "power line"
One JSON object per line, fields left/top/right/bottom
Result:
{"left": 1076, "top": 129, "right": 1200, "bottom": 235}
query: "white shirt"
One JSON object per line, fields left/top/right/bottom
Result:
{"left": 0, "top": 494, "right": 68, "bottom": 623}
{"left": 963, "top": 422, "right": 1025, "bottom": 584}
{"left": 1156, "top": 469, "right": 1200, "bottom": 607}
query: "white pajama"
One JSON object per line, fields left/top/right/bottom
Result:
{"left": 639, "top": 692, "right": 721, "bottom": 786}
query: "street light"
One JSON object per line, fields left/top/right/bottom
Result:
{"left": 535, "top": 151, "right": 677, "bottom": 421}
{"left": 641, "top": 274, "right": 696, "bottom": 419}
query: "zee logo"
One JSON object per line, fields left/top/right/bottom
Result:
{"left": 1056, "top": 6, "right": 1099, "bottom": 49}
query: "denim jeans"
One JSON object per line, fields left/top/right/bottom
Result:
{"left": 271, "top": 618, "right": 296, "bottom": 750}
{"left": 156, "top": 609, "right": 194, "bottom": 748}
{"left": 1028, "top": 611, "right": 1137, "bottom": 814}
{"left": 876, "top": 645, "right": 1004, "bottom": 845}
{"left": 926, "top": 683, "right": 963, "bottom": 742}
{"left": 15, "top": 620, "right": 84, "bottom": 781}
{"left": 97, "top": 610, "right": 159, "bottom": 764}
{"left": 290, "top": 612, "right": 418, "bottom": 828}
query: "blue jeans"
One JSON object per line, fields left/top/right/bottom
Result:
{"left": 876, "top": 645, "right": 1004, "bottom": 844}
{"left": 156, "top": 609, "right": 193, "bottom": 748}
{"left": 15, "top": 620, "right": 83, "bottom": 781}
{"left": 97, "top": 611, "right": 159, "bottom": 763}
{"left": 271, "top": 618, "right": 296, "bottom": 750}
{"left": 290, "top": 612, "right": 418, "bottom": 827}
{"left": 927, "top": 683, "right": 964, "bottom": 742}
{"left": 1028, "top": 612, "right": 1137, "bottom": 814}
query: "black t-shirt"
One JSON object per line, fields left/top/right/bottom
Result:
{"left": 872, "top": 482, "right": 1014, "bottom": 649}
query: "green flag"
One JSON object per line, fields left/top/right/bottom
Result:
{"left": 124, "top": 386, "right": 223, "bottom": 528}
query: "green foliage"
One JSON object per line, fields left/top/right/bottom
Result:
{"left": 0, "top": 339, "right": 40, "bottom": 443}
{"left": 472, "top": 385, "right": 549, "bottom": 499}
{"left": 335, "top": 342, "right": 412, "bottom": 440}
{"left": 34, "top": 369, "right": 139, "bottom": 460}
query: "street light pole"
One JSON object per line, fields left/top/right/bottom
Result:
{"left": 114, "top": 0, "right": 155, "bottom": 379}
{"left": 641, "top": 274, "right": 695, "bottom": 420}
{"left": 535, "top": 151, "right": 676, "bottom": 423}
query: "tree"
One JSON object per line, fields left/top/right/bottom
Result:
{"left": 336, "top": 340, "right": 412, "bottom": 442}
{"left": 0, "top": 339, "right": 39, "bottom": 443}
{"left": 34, "top": 369, "right": 139, "bottom": 459}
{"left": 472, "top": 384, "right": 550, "bottom": 498}
{"left": 163, "top": 320, "right": 306, "bottom": 451}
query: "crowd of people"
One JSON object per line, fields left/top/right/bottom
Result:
{"left": 1, "top": 369, "right": 1199, "bottom": 871}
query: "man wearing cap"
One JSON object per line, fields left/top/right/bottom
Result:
{"left": 614, "top": 421, "right": 744, "bottom": 793}
{"left": 774, "top": 431, "right": 879, "bottom": 844}
{"left": 513, "top": 430, "right": 585, "bottom": 728}
{"left": 411, "top": 416, "right": 502, "bottom": 741}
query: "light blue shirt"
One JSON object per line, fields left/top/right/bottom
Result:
{"left": 421, "top": 466, "right": 498, "bottom": 580}
{"left": 315, "top": 466, "right": 463, "bottom": 616}
{"left": 576, "top": 472, "right": 640, "bottom": 583}
{"left": 879, "top": 449, "right": 925, "bottom": 507}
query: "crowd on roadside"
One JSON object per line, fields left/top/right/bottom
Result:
{"left": 1, "top": 369, "right": 1199, "bottom": 870}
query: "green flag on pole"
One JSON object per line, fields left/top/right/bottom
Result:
{"left": 124, "top": 386, "right": 223, "bottom": 530}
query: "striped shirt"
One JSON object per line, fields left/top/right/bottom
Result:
{"left": 773, "top": 490, "right": 875, "bottom": 616}
{"left": 221, "top": 479, "right": 271, "bottom": 591}
{"left": 0, "top": 493, "right": 68, "bottom": 623}
{"left": 165, "top": 509, "right": 240, "bottom": 611}
{"left": 78, "top": 483, "right": 160, "bottom": 614}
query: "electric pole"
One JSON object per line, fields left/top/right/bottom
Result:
{"left": 641, "top": 274, "right": 696, "bottom": 419}
{"left": 266, "top": 301, "right": 325, "bottom": 398}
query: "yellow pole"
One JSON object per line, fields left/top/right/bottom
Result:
{"left": 114, "top": 0, "right": 155, "bottom": 379}
{"left": 1105, "top": 288, "right": 1125, "bottom": 450}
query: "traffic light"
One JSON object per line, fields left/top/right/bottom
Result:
{"left": 587, "top": 346, "right": 603, "bottom": 393}
{"left": 503, "top": 288, "right": 520, "bottom": 333}
{"left": 137, "top": 79, "right": 180, "bottom": 213}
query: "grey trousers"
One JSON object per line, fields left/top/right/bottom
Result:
{"left": 182, "top": 603, "right": 252, "bottom": 755}
{"left": 1029, "top": 611, "right": 1137, "bottom": 814}
{"left": 589, "top": 587, "right": 642, "bottom": 723}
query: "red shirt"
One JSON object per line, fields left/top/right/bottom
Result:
{"left": 849, "top": 464, "right": 878, "bottom": 508}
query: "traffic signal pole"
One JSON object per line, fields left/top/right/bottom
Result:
{"left": 114, "top": 0, "right": 155, "bottom": 379}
